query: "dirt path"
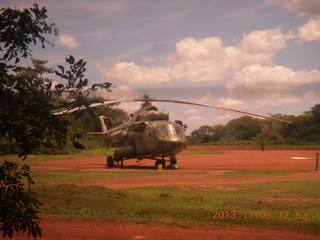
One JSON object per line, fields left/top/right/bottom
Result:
{"left": 14, "top": 216, "right": 320, "bottom": 240}
{"left": 37, "top": 147, "right": 319, "bottom": 172}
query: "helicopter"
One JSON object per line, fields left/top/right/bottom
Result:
{"left": 54, "top": 94, "right": 292, "bottom": 169}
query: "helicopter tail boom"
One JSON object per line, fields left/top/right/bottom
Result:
{"left": 87, "top": 116, "right": 108, "bottom": 135}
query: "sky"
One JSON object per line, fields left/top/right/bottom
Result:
{"left": 1, "top": 0, "right": 320, "bottom": 134}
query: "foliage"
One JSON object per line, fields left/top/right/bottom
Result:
{"left": 57, "top": 105, "right": 129, "bottom": 153}
{"left": 0, "top": 3, "right": 58, "bottom": 64}
{"left": 54, "top": 55, "right": 112, "bottom": 109}
{"left": 0, "top": 4, "right": 66, "bottom": 158}
{"left": 0, "top": 4, "right": 61, "bottom": 238}
{"left": 188, "top": 105, "right": 320, "bottom": 145}
{"left": 186, "top": 125, "right": 215, "bottom": 144}
{"left": 53, "top": 55, "right": 130, "bottom": 152}
{"left": 0, "top": 58, "right": 68, "bottom": 156}
{"left": 311, "top": 104, "right": 320, "bottom": 124}
{"left": 0, "top": 161, "right": 41, "bottom": 238}
{"left": 226, "top": 116, "right": 261, "bottom": 141}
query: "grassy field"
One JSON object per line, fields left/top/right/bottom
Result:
{"left": 0, "top": 148, "right": 114, "bottom": 166}
{"left": 33, "top": 170, "right": 160, "bottom": 183}
{"left": 177, "top": 148, "right": 224, "bottom": 155}
{"left": 1, "top": 148, "right": 320, "bottom": 235}
{"left": 35, "top": 181, "right": 320, "bottom": 234}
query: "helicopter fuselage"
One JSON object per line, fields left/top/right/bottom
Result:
{"left": 109, "top": 120, "right": 186, "bottom": 160}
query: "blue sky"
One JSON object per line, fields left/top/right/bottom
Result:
{"left": 2, "top": 0, "right": 320, "bottom": 133}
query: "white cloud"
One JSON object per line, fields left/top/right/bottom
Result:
{"left": 216, "top": 97, "right": 248, "bottom": 109}
{"left": 227, "top": 64, "right": 320, "bottom": 97}
{"left": 297, "top": 18, "right": 320, "bottom": 42}
{"left": 105, "top": 62, "right": 170, "bottom": 84}
{"left": 255, "top": 95, "right": 302, "bottom": 107}
{"left": 213, "top": 114, "right": 235, "bottom": 124}
{"left": 100, "top": 28, "right": 294, "bottom": 85}
{"left": 56, "top": 34, "right": 80, "bottom": 48}
{"left": 93, "top": 84, "right": 139, "bottom": 100}
{"left": 98, "top": 26, "right": 319, "bottom": 107}
{"left": 185, "top": 115, "right": 208, "bottom": 129}
{"left": 167, "top": 37, "right": 229, "bottom": 82}
{"left": 273, "top": 0, "right": 320, "bottom": 17}
{"left": 197, "top": 92, "right": 213, "bottom": 103}
{"left": 239, "top": 28, "right": 294, "bottom": 54}
{"left": 93, "top": 85, "right": 140, "bottom": 113}
{"left": 184, "top": 108, "right": 200, "bottom": 115}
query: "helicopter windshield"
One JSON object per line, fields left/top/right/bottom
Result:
{"left": 157, "top": 123, "right": 185, "bottom": 137}
{"left": 158, "top": 125, "right": 168, "bottom": 137}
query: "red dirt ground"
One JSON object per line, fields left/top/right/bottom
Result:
{"left": 14, "top": 216, "right": 320, "bottom": 240}
{"left": 16, "top": 146, "right": 320, "bottom": 239}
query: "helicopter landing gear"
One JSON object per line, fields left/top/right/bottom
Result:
{"left": 114, "top": 155, "right": 124, "bottom": 167}
{"left": 169, "top": 155, "right": 178, "bottom": 169}
{"left": 155, "top": 158, "right": 166, "bottom": 170}
{"left": 107, "top": 156, "right": 114, "bottom": 168}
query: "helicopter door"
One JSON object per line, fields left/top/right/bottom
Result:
{"left": 143, "top": 127, "right": 158, "bottom": 149}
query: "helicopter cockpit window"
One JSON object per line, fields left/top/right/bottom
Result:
{"left": 175, "top": 125, "right": 185, "bottom": 137}
{"left": 158, "top": 125, "right": 168, "bottom": 137}
{"left": 167, "top": 124, "right": 176, "bottom": 136}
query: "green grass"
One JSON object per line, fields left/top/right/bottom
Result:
{"left": 178, "top": 148, "right": 224, "bottom": 155}
{"left": 35, "top": 181, "right": 320, "bottom": 234}
{"left": 213, "top": 170, "right": 301, "bottom": 178}
{"left": 33, "top": 170, "right": 160, "bottom": 183}
{"left": 0, "top": 148, "right": 115, "bottom": 166}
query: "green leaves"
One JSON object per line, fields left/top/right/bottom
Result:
{"left": 0, "top": 4, "right": 58, "bottom": 64}
{"left": 0, "top": 161, "right": 42, "bottom": 238}
{"left": 1, "top": 59, "right": 68, "bottom": 157}
{"left": 55, "top": 55, "right": 112, "bottom": 110}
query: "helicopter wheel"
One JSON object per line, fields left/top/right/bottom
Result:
{"left": 107, "top": 156, "right": 114, "bottom": 168}
{"left": 155, "top": 159, "right": 166, "bottom": 170}
{"left": 169, "top": 155, "right": 178, "bottom": 169}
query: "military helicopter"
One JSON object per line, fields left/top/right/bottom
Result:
{"left": 54, "top": 94, "right": 292, "bottom": 169}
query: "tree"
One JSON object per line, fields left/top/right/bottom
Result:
{"left": 0, "top": 4, "right": 63, "bottom": 238}
{"left": 0, "top": 4, "right": 58, "bottom": 64}
{"left": 0, "top": 161, "right": 41, "bottom": 238}
{"left": 54, "top": 55, "right": 112, "bottom": 110}
{"left": 226, "top": 116, "right": 261, "bottom": 141}
{"left": 189, "top": 125, "right": 215, "bottom": 144}
{"left": 0, "top": 4, "right": 66, "bottom": 158}
{"left": 0, "top": 57, "right": 68, "bottom": 157}
{"left": 311, "top": 104, "right": 320, "bottom": 124}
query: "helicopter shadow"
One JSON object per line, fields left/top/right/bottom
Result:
{"left": 92, "top": 163, "right": 175, "bottom": 170}
{"left": 120, "top": 165, "right": 156, "bottom": 170}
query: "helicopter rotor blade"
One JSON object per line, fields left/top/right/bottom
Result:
{"left": 52, "top": 99, "right": 134, "bottom": 115}
{"left": 150, "top": 98, "right": 292, "bottom": 124}
{"left": 52, "top": 95, "right": 292, "bottom": 124}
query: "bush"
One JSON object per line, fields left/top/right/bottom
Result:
{"left": 0, "top": 161, "right": 41, "bottom": 238}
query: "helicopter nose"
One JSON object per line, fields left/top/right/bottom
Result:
{"left": 158, "top": 138, "right": 185, "bottom": 152}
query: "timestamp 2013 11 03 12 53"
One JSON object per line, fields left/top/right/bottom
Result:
{"left": 212, "top": 210, "right": 308, "bottom": 220}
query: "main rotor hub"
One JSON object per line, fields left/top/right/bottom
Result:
{"left": 140, "top": 94, "right": 154, "bottom": 107}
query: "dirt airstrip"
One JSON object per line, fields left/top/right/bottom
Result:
{"left": 16, "top": 146, "right": 320, "bottom": 239}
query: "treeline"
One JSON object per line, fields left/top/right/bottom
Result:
{"left": 0, "top": 56, "right": 129, "bottom": 155}
{"left": 187, "top": 104, "right": 320, "bottom": 146}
